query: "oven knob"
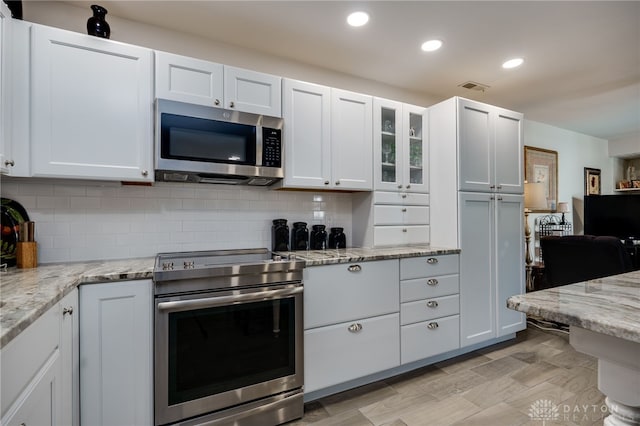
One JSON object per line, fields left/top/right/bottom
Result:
{"left": 184, "top": 261, "right": 195, "bottom": 269}
{"left": 162, "top": 262, "right": 174, "bottom": 270}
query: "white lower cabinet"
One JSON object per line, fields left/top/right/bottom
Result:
{"left": 79, "top": 279, "right": 153, "bottom": 426}
{"left": 1, "top": 289, "right": 78, "bottom": 426}
{"left": 401, "top": 315, "right": 460, "bottom": 364}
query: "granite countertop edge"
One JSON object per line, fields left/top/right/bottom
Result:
{"left": 1, "top": 246, "right": 459, "bottom": 348}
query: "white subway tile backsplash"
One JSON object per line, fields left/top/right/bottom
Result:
{"left": 2, "top": 180, "right": 355, "bottom": 264}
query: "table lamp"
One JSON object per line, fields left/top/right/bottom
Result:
{"left": 524, "top": 182, "right": 547, "bottom": 290}
{"left": 557, "top": 202, "right": 570, "bottom": 224}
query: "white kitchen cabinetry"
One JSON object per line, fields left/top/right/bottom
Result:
{"left": 1, "top": 289, "right": 78, "bottom": 426}
{"left": 282, "top": 79, "right": 372, "bottom": 191}
{"left": 303, "top": 260, "right": 400, "bottom": 392}
{"left": 80, "top": 280, "right": 153, "bottom": 426}
{"left": 400, "top": 255, "right": 460, "bottom": 364}
{"left": 30, "top": 24, "right": 154, "bottom": 182}
{"left": 373, "top": 98, "right": 428, "bottom": 193}
{"left": 0, "top": 1, "right": 12, "bottom": 174}
{"left": 155, "top": 51, "right": 281, "bottom": 117}
{"left": 457, "top": 97, "right": 523, "bottom": 194}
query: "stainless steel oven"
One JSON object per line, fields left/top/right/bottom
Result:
{"left": 153, "top": 249, "right": 304, "bottom": 426}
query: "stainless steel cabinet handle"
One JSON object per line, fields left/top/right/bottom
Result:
{"left": 406, "top": 185, "right": 411, "bottom": 189}
{"left": 427, "top": 322, "right": 439, "bottom": 330}
{"left": 490, "top": 196, "right": 495, "bottom": 200}
{"left": 348, "top": 323, "right": 363, "bottom": 333}
{"left": 402, "top": 228, "right": 407, "bottom": 232}
{"left": 214, "top": 99, "right": 220, "bottom": 106}
{"left": 324, "top": 180, "right": 330, "bottom": 185}
{"left": 141, "top": 170, "right": 149, "bottom": 177}
{"left": 63, "top": 306, "right": 74, "bottom": 316}
{"left": 335, "top": 181, "right": 340, "bottom": 185}
{"left": 497, "top": 196, "right": 503, "bottom": 201}
{"left": 398, "top": 185, "right": 403, "bottom": 189}
{"left": 426, "top": 258, "right": 438, "bottom": 264}
{"left": 229, "top": 101, "right": 235, "bottom": 108}
{"left": 490, "top": 185, "right": 496, "bottom": 189}
{"left": 348, "top": 264, "right": 362, "bottom": 272}
{"left": 4, "top": 160, "right": 14, "bottom": 167}
{"left": 401, "top": 208, "right": 407, "bottom": 212}
{"left": 426, "top": 300, "right": 438, "bottom": 308}
{"left": 427, "top": 278, "right": 438, "bottom": 286}
{"left": 402, "top": 194, "right": 407, "bottom": 198}
{"left": 497, "top": 185, "right": 502, "bottom": 190}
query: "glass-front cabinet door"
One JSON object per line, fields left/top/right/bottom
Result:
{"left": 374, "top": 99, "right": 428, "bottom": 193}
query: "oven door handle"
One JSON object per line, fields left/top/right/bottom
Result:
{"left": 157, "top": 286, "right": 303, "bottom": 312}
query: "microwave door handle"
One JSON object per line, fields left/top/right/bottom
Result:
{"left": 255, "top": 124, "right": 263, "bottom": 166}
{"left": 157, "top": 286, "right": 302, "bottom": 312}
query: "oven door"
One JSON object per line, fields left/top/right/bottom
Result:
{"left": 154, "top": 283, "right": 303, "bottom": 426}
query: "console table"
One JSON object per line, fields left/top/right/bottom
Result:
{"left": 508, "top": 271, "right": 640, "bottom": 426}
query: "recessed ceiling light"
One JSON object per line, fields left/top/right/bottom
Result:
{"left": 502, "top": 58, "right": 524, "bottom": 69}
{"left": 421, "top": 39, "right": 443, "bottom": 52}
{"left": 347, "top": 11, "right": 369, "bottom": 27}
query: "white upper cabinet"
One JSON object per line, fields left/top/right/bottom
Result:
{"left": 0, "top": 1, "right": 12, "bottom": 174}
{"left": 155, "top": 51, "right": 223, "bottom": 107}
{"left": 156, "top": 51, "right": 282, "bottom": 117}
{"left": 458, "top": 98, "right": 523, "bottom": 194}
{"left": 373, "top": 98, "right": 428, "bottom": 193}
{"left": 30, "top": 25, "right": 153, "bottom": 182}
{"left": 282, "top": 79, "right": 372, "bottom": 191}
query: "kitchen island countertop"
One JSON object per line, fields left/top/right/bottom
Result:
{"left": 0, "top": 245, "right": 459, "bottom": 349}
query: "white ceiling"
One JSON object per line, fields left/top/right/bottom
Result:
{"left": 64, "top": 1, "right": 639, "bottom": 141}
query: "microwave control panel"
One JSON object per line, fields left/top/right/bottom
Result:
{"left": 262, "top": 128, "right": 282, "bottom": 168}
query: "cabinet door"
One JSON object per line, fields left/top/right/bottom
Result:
{"left": 496, "top": 194, "right": 526, "bottom": 336}
{"left": 282, "top": 79, "right": 331, "bottom": 188}
{"left": 155, "top": 51, "right": 223, "bottom": 107}
{"left": 494, "top": 108, "right": 524, "bottom": 194}
{"left": 403, "top": 104, "right": 428, "bottom": 193}
{"left": 458, "top": 98, "right": 493, "bottom": 192}
{"left": 459, "top": 192, "right": 496, "bottom": 347}
{"left": 80, "top": 280, "right": 153, "bottom": 426}
{"left": 224, "top": 65, "right": 281, "bottom": 117}
{"left": 60, "top": 289, "right": 79, "bottom": 426}
{"left": 0, "top": 1, "right": 11, "bottom": 174}
{"left": 31, "top": 25, "right": 153, "bottom": 182}
{"left": 373, "top": 98, "right": 403, "bottom": 191}
{"left": 331, "top": 88, "right": 373, "bottom": 190}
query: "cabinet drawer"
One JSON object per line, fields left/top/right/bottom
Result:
{"left": 400, "top": 254, "right": 459, "bottom": 280}
{"left": 305, "top": 313, "right": 400, "bottom": 392}
{"left": 401, "top": 294, "right": 459, "bottom": 325}
{"left": 374, "top": 225, "right": 430, "bottom": 246}
{"left": 304, "top": 260, "right": 399, "bottom": 329}
{"left": 401, "top": 315, "right": 460, "bottom": 364}
{"left": 374, "top": 191, "right": 429, "bottom": 206}
{"left": 400, "top": 274, "right": 459, "bottom": 303}
{"left": 374, "top": 205, "right": 429, "bottom": 225}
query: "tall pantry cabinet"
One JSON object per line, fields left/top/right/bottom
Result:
{"left": 429, "top": 97, "right": 525, "bottom": 348}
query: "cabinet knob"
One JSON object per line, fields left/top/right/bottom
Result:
{"left": 398, "top": 185, "right": 403, "bottom": 189}
{"left": 229, "top": 101, "right": 235, "bottom": 108}
{"left": 426, "top": 258, "right": 438, "bottom": 264}
{"left": 347, "top": 264, "right": 362, "bottom": 272}
{"left": 497, "top": 196, "right": 503, "bottom": 201}
{"left": 63, "top": 306, "right": 74, "bottom": 316}
{"left": 427, "top": 278, "right": 438, "bottom": 286}
{"left": 490, "top": 185, "right": 496, "bottom": 189}
{"left": 214, "top": 99, "right": 220, "bottom": 106}
{"left": 406, "top": 185, "right": 411, "bottom": 189}
{"left": 490, "top": 195, "right": 495, "bottom": 200}
{"left": 324, "top": 180, "right": 330, "bottom": 185}
{"left": 427, "top": 322, "right": 439, "bottom": 330}
{"left": 497, "top": 185, "right": 503, "bottom": 190}
{"left": 4, "top": 160, "right": 14, "bottom": 167}
{"left": 401, "top": 208, "right": 407, "bottom": 212}
{"left": 335, "top": 181, "right": 340, "bottom": 185}
{"left": 141, "top": 170, "right": 149, "bottom": 177}
{"left": 426, "top": 300, "right": 439, "bottom": 308}
{"left": 348, "top": 323, "right": 363, "bottom": 333}
{"left": 402, "top": 228, "right": 407, "bottom": 232}
{"left": 402, "top": 194, "right": 407, "bottom": 199}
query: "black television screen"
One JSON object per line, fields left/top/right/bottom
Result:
{"left": 584, "top": 194, "right": 640, "bottom": 240}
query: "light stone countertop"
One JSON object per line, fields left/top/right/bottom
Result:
{"left": 0, "top": 245, "right": 459, "bottom": 349}
{"left": 507, "top": 270, "right": 640, "bottom": 343}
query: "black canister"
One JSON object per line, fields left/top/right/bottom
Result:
{"left": 291, "top": 222, "right": 309, "bottom": 251}
{"left": 271, "top": 219, "right": 289, "bottom": 252}
{"left": 310, "top": 225, "right": 327, "bottom": 250}
{"left": 328, "top": 227, "right": 346, "bottom": 249}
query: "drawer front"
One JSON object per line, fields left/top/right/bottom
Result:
{"left": 401, "top": 315, "right": 460, "bottom": 365}
{"left": 305, "top": 313, "right": 400, "bottom": 392}
{"left": 374, "top": 205, "right": 429, "bottom": 226}
{"left": 374, "top": 191, "right": 430, "bottom": 206}
{"left": 374, "top": 225, "right": 430, "bottom": 246}
{"left": 400, "top": 274, "right": 459, "bottom": 303}
{"left": 400, "top": 254, "right": 459, "bottom": 280}
{"left": 304, "top": 259, "right": 399, "bottom": 329}
{"left": 401, "top": 294, "right": 459, "bottom": 325}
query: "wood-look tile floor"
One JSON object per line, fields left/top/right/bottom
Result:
{"left": 289, "top": 325, "right": 608, "bottom": 426}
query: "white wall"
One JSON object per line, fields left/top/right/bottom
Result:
{"left": 0, "top": 180, "right": 353, "bottom": 263}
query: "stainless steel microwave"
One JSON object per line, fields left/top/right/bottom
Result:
{"left": 155, "top": 99, "right": 283, "bottom": 185}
